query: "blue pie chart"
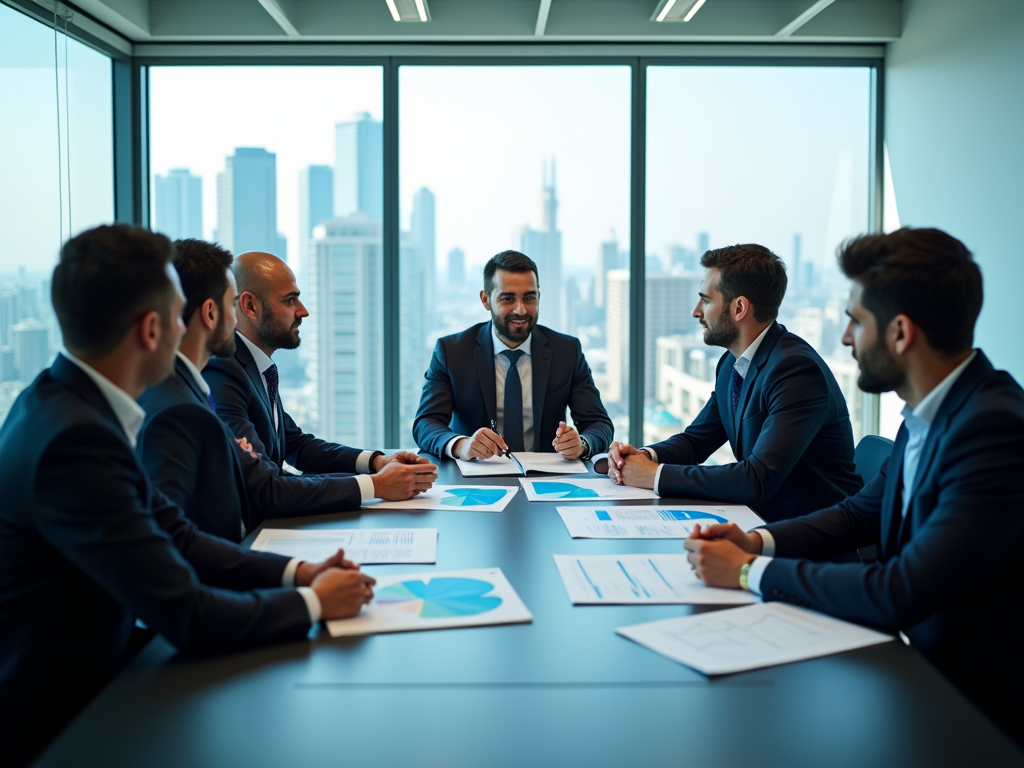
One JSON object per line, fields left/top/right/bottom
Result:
{"left": 533, "top": 481, "right": 599, "bottom": 499}
{"left": 375, "top": 578, "right": 503, "bottom": 617}
{"left": 440, "top": 488, "right": 507, "bottom": 506}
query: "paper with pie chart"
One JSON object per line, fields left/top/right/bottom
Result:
{"left": 556, "top": 505, "right": 766, "bottom": 538}
{"left": 519, "top": 476, "right": 659, "bottom": 502}
{"left": 616, "top": 603, "right": 893, "bottom": 675}
{"left": 326, "top": 568, "right": 533, "bottom": 637}
{"left": 363, "top": 485, "right": 519, "bottom": 512}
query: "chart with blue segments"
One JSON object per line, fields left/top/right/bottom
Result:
{"left": 532, "top": 481, "right": 600, "bottom": 499}
{"left": 376, "top": 578, "right": 503, "bottom": 618}
{"left": 440, "top": 488, "right": 508, "bottom": 506}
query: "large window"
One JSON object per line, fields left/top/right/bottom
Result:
{"left": 644, "top": 65, "right": 873, "bottom": 453}
{"left": 149, "top": 66, "right": 384, "bottom": 446}
{"left": 0, "top": 3, "right": 113, "bottom": 424}
{"left": 399, "top": 65, "right": 632, "bottom": 445}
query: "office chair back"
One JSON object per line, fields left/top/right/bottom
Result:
{"left": 854, "top": 434, "right": 895, "bottom": 484}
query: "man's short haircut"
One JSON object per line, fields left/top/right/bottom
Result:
{"left": 839, "top": 227, "right": 982, "bottom": 356}
{"left": 52, "top": 224, "right": 176, "bottom": 357}
{"left": 483, "top": 250, "right": 539, "bottom": 295}
{"left": 700, "top": 244, "right": 788, "bottom": 322}
{"left": 173, "top": 239, "right": 234, "bottom": 325}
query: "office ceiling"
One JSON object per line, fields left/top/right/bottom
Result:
{"left": 59, "top": 0, "right": 902, "bottom": 44}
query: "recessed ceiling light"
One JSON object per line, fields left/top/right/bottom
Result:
{"left": 385, "top": 0, "right": 431, "bottom": 22}
{"left": 652, "top": 0, "right": 708, "bottom": 23}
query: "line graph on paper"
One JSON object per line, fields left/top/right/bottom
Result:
{"left": 661, "top": 612, "right": 824, "bottom": 658}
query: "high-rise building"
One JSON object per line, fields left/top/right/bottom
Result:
{"left": 605, "top": 270, "right": 630, "bottom": 404}
{"left": 298, "top": 165, "right": 334, "bottom": 290}
{"left": 215, "top": 148, "right": 287, "bottom": 257}
{"left": 0, "top": 347, "right": 15, "bottom": 383}
{"left": 307, "top": 215, "right": 383, "bottom": 447}
{"left": 155, "top": 169, "right": 203, "bottom": 241}
{"left": 697, "top": 232, "right": 710, "bottom": 257}
{"left": 791, "top": 233, "right": 803, "bottom": 290}
{"left": 595, "top": 239, "right": 624, "bottom": 310}
{"left": 334, "top": 113, "right": 383, "bottom": 220}
{"left": 0, "top": 292, "right": 16, "bottom": 347}
{"left": 447, "top": 247, "right": 465, "bottom": 285}
{"left": 410, "top": 187, "right": 436, "bottom": 325}
{"left": 519, "top": 159, "right": 562, "bottom": 331}
{"left": 10, "top": 319, "right": 50, "bottom": 382}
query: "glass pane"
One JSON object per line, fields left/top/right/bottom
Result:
{"left": 399, "top": 66, "right": 631, "bottom": 447}
{"left": 0, "top": 4, "right": 113, "bottom": 423}
{"left": 645, "top": 66, "right": 873, "bottom": 453}
{"left": 149, "top": 66, "right": 384, "bottom": 446}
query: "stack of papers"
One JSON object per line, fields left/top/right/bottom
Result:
{"left": 251, "top": 528, "right": 438, "bottom": 564}
{"left": 555, "top": 505, "right": 766, "bottom": 538}
{"left": 456, "top": 452, "right": 588, "bottom": 477}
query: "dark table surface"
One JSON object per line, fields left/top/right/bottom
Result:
{"left": 34, "top": 459, "right": 1024, "bottom": 767}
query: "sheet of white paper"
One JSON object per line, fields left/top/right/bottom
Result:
{"left": 617, "top": 603, "right": 893, "bottom": 675}
{"left": 326, "top": 568, "right": 533, "bottom": 637}
{"left": 363, "top": 485, "right": 518, "bottom": 512}
{"left": 554, "top": 554, "right": 756, "bottom": 605}
{"left": 456, "top": 452, "right": 588, "bottom": 477}
{"left": 519, "top": 476, "right": 660, "bottom": 502}
{"left": 250, "top": 528, "right": 437, "bottom": 564}
{"left": 555, "top": 505, "right": 767, "bottom": 538}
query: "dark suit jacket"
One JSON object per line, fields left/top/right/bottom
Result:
{"left": 413, "top": 322, "right": 614, "bottom": 457}
{"left": 648, "top": 322, "right": 862, "bottom": 522}
{"left": 204, "top": 332, "right": 365, "bottom": 474}
{"left": 138, "top": 357, "right": 363, "bottom": 541}
{"left": 0, "top": 356, "right": 311, "bottom": 767}
{"left": 760, "top": 352, "right": 1024, "bottom": 744}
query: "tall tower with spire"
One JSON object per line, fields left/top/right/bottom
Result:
{"left": 519, "top": 158, "right": 563, "bottom": 331}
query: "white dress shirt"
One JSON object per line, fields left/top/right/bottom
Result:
{"left": 445, "top": 326, "right": 535, "bottom": 457}
{"left": 646, "top": 324, "right": 772, "bottom": 496}
{"left": 746, "top": 350, "right": 978, "bottom": 597}
{"left": 61, "top": 349, "right": 322, "bottom": 622}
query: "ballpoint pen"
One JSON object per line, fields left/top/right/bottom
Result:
{"left": 490, "top": 420, "right": 526, "bottom": 475}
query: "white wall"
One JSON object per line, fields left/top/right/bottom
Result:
{"left": 885, "top": 0, "right": 1024, "bottom": 381}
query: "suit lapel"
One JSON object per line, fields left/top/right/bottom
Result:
{"left": 174, "top": 357, "right": 207, "bottom": 405}
{"left": 716, "top": 355, "right": 739, "bottom": 446}
{"left": 530, "top": 327, "right": 552, "bottom": 452}
{"left": 235, "top": 333, "right": 275, "bottom": 424}
{"left": 881, "top": 425, "right": 908, "bottom": 559}
{"left": 733, "top": 323, "right": 783, "bottom": 457}
{"left": 474, "top": 323, "right": 497, "bottom": 425}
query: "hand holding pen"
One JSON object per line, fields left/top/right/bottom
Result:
{"left": 451, "top": 422, "right": 509, "bottom": 461}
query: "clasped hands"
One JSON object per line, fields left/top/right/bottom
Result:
{"left": 295, "top": 548, "right": 376, "bottom": 620}
{"left": 605, "top": 441, "right": 659, "bottom": 489}
{"left": 684, "top": 523, "right": 763, "bottom": 589}
{"left": 371, "top": 450, "right": 438, "bottom": 501}
{"left": 453, "top": 421, "right": 585, "bottom": 461}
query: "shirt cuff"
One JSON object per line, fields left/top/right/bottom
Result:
{"left": 297, "top": 586, "right": 323, "bottom": 623}
{"left": 282, "top": 557, "right": 301, "bottom": 588}
{"left": 354, "top": 473, "right": 375, "bottom": 504}
{"left": 355, "top": 450, "right": 374, "bottom": 474}
{"left": 653, "top": 463, "right": 666, "bottom": 497}
{"left": 746, "top": 556, "right": 773, "bottom": 597}
{"left": 756, "top": 528, "right": 776, "bottom": 557}
{"left": 642, "top": 446, "right": 659, "bottom": 464}
{"left": 444, "top": 436, "right": 467, "bottom": 459}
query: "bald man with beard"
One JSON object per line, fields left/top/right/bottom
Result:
{"left": 203, "top": 251, "right": 436, "bottom": 503}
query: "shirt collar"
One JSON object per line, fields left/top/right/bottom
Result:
{"left": 900, "top": 350, "right": 977, "bottom": 428}
{"left": 734, "top": 324, "right": 772, "bottom": 378}
{"left": 237, "top": 332, "right": 275, "bottom": 375}
{"left": 176, "top": 351, "right": 210, "bottom": 395}
{"left": 491, "top": 322, "right": 532, "bottom": 358}
{"left": 60, "top": 349, "right": 147, "bottom": 447}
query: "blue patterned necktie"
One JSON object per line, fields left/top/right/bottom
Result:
{"left": 264, "top": 363, "right": 279, "bottom": 413}
{"left": 206, "top": 392, "right": 217, "bottom": 412}
{"left": 501, "top": 349, "right": 526, "bottom": 452}
{"left": 731, "top": 368, "right": 743, "bottom": 413}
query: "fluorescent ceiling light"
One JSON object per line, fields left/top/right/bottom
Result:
{"left": 385, "top": 0, "right": 431, "bottom": 22}
{"left": 652, "top": 0, "right": 707, "bottom": 22}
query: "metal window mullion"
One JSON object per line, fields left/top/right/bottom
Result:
{"left": 628, "top": 59, "right": 646, "bottom": 447}
{"left": 382, "top": 58, "right": 401, "bottom": 447}
{"left": 133, "top": 63, "right": 149, "bottom": 228}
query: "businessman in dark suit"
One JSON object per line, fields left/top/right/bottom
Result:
{"left": 684, "top": 228, "right": 1024, "bottom": 746}
{"left": 0, "top": 226, "right": 375, "bottom": 768}
{"left": 413, "top": 250, "right": 613, "bottom": 461}
{"left": 204, "top": 251, "right": 436, "bottom": 488}
{"left": 139, "top": 241, "right": 436, "bottom": 541}
{"left": 608, "top": 244, "right": 862, "bottom": 522}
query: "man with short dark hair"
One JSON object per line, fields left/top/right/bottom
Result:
{"left": 608, "top": 243, "right": 862, "bottom": 522}
{"left": 413, "top": 249, "right": 613, "bottom": 460}
{"left": 138, "top": 240, "right": 435, "bottom": 542}
{"left": 204, "top": 250, "right": 436, "bottom": 493}
{"left": 0, "top": 226, "right": 375, "bottom": 768}
{"left": 683, "top": 227, "right": 1024, "bottom": 746}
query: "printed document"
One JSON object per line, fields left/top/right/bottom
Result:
{"left": 456, "top": 452, "right": 588, "bottom": 477}
{"left": 519, "top": 476, "right": 659, "bottom": 502}
{"left": 251, "top": 528, "right": 437, "bottom": 564}
{"left": 556, "top": 505, "right": 766, "bottom": 538}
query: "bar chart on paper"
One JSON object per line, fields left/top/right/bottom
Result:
{"left": 251, "top": 528, "right": 438, "bottom": 563}
{"left": 555, "top": 505, "right": 766, "bottom": 538}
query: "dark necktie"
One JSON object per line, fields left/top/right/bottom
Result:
{"left": 502, "top": 349, "right": 526, "bottom": 452}
{"left": 264, "top": 363, "right": 279, "bottom": 414}
{"left": 731, "top": 368, "right": 743, "bottom": 413}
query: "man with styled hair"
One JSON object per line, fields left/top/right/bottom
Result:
{"left": 608, "top": 243, "right": 862, "bottom": 522}
{"left": 138, "top": 239, "right": 435, "bottom": 543}
{"left": 413, "top": 249, "right": 613, "bottom": 461}
{"left": 0, "top": 226, "right": 375, "bottom": 768}
{"left": 683, "top": 227, "right": 1024, "bottom": 746}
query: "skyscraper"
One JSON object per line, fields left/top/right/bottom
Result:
{"left": 697, "top": 232, "right": 710, "bottom": 257}
{"left": 519, "top": 159, "right": 562, "bottom": 331}
{"left": 298, "top": 165, "right": 334, "bottom": 290}
{"left": 595, "top": 238, "right": 624, "bottom": 311}
{"left": 155, "top": 169, "right": 203, "bottom": 241}
{"left": 447, "top": 247, "right": 465, "bottom": 285}
{"left": 334, "top": 113, "right": 383, "bottom": 220}
{"left": 215, "top": 148, "right": 287, "bottom": 257}
{"left": 410, "top": 187, "right": 436, "bottom": 325}
{"left": 9, "top": 319, "right": 49, "bottom": 382}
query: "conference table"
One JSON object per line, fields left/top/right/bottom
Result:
{"left": 35, "top": 458, "right": 1023, "bottom": 767}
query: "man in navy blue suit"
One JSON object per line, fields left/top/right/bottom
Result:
{"left": 138, "top": 240, "right": 435, "bottom": 542}
{"left": 0, "top": 226, "right": 375, "bottom": 768}
{"left": 608, "top": 244, "right": 862, "bottom": 522}
{"left": 413, "top": 250, "right": 613, "bottom": 461}
{"left": 684, "top": 228, "right": 1024, "bottom": 746}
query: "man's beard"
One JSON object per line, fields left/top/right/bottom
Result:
{"left": 493, "top": 310, "right": 536, "bottom": 345}
{"left": 701, "top": 313, "right": 739, "bottom": 350}
{"left": 256, "top": 310, "right": 301, "bottom": 351}
{"left": 209, "top": 313, "right": 237, "bottom": 358}
{"left": 855, "top": 336, "right": 905, "bottom": 394}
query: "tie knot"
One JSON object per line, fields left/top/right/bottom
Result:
{"left": 502, "top": 349, "right": 525, "bottom": 366}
